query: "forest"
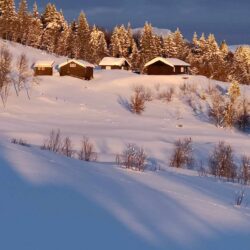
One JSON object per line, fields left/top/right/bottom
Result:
{"left": 0, "top": 0, "right": 250, "bottom": 84}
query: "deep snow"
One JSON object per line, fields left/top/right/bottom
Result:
{"left": 0, "top": 39, "right": 250, "bottom": 250}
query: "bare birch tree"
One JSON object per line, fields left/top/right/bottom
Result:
{"left": 0, "top": 46, "right": 12, "bottom": 107}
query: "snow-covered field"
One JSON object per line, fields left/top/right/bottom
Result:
{"left": 1, "top": 40, "right": 250, "bottom": 250}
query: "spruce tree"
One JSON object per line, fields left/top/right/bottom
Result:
{"left": 0, "top": 0, "right": 16, "bottom": 40}
{"left": 140, "top": 22, "right": 158, "bottom": 66}
{"left": 16, "top": 0, "right": 30, "bottom": 44}
{"left": 76, "top": 12, "right": 90, "bottom": 60}
{"left": 90, "top": 25, "right": 108, "bottom": 64}
{"left": 27, "top": 2, "right": 42, "bottom": 48}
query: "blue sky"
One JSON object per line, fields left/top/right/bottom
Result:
{"left": 25, "top": 0, "right": 250, "bottom": 44}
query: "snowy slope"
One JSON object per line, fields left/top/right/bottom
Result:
{"left": 133, "top": 27, "right": 171, "bottom": 37}
{"left": 1, "top": 40, "right": 250, "bottom": 250}
{"left": 229, "top": 44, "right": 250, "bottom": 52}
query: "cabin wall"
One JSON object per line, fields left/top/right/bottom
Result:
{"left": 60, "top": 63, "right": 93, "bottom": 80}
{"left": 145, "top": 61, "right": 189, "bottom": 75}
{"left": 101, "top": 64, "right": 130, "bottom": 70}
{"left": 34, "top": 67, "right": 53, "bottom": 76}
{"left": 146, "top": 62, "right": 174, "bottom": 75}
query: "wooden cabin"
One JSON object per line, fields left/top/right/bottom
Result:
{"left": 58, "top": 59, "right": 94, "bottom": 80}
{"left": 144, "top": 57, "right": 190, "bottom": 75}
{"left": 99, "top": 57, "right": 131, "bottom": 70}
{"left": 34, "top": 61, "right": 54, "bottom": 76}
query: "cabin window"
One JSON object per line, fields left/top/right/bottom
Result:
{"left": 70, "top": 63, "right": 76, "bottom": 68}
{"left": 106, "top": 66, "right": 111, "bottom": 70}
{"left": 181, "top": 67, "right": 185, "bottom": 73}
{"left": 38, "top": 67, "right": 45, "bottom": 71}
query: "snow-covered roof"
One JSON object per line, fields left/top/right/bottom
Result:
{"left": 99, "top": 57, "right": 131, "bottom": 67}
{"left": 58, "top": 59, "right": 94, "bottom": 69}
{"left": 34, "top": 61, "right": 54, "bottom": 67}
{"left": 144, "top": 57, "right": 190, "bottom": 68}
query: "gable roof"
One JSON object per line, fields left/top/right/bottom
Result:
{"left": 144, "top": 57, "right": 190, "bottom": 68}
{"left": 58, "top": 59, "right": 94, "bottom": 69}
{"left": 99, "top": 57, "right": 131, "bottom": 67}
{"left": 34, "top": 60, "right": 54, "bottom": 68}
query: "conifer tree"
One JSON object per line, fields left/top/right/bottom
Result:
{"left": 76, "top": 12, "right": 90, "bottom": 60}
{"left": 140, "top": 22, "right": 158, "bottom": 66}
{"left": 230, "top": 47, "right": 250, "bottom": 85}
{"left": 90, "top": 25, "right": 108, "bottom": 64}
{"left": 41, "top": 4, "right": 67, "bottom": 53}
{"left": 27, "top": 2, "right": 42, "bottom": 48}
{"left": 16, "top": 0, "right": 30, "bottom": 44}
{"left": 0, "top": 0, "right": 16, "bottom": 40}
{"left": 163, "top": 34, "right": 176, "bottom": 57}
{"left": 130, "top": 42, "right": 141, "bottom": 70}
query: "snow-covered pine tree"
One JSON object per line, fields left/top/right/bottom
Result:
{"left": 220, "top": 40, "right": 229, "bottom": 57}
{"left": 26, "top": 2, "right": 42, "bottom": 48}
{"left": 140, "top": 22, "right": 158, "bottom": 66}
{"left": 15, "top": 0, "right": 30, "bottom": 44}
{"left": 110, "top": 25, "right": 132, "bottom": 58}
{"left": 230, "top": 46, "right": 250, "bottom": 85}
{"left": 89, "top": 25, "right": 108, "bottom": 64}
{"left": 163, "top": 33, "right": 176, "bottom": 57}
{"left": 0, "top": 0, "right": 16, "bottom": 40}
{"left": 65, "top": 21, "right": 78, "bottom": 58}
{"left": 130, "top": 42, "right": 141, "bottom": 71}
{"left": 41, "top": 3, "right": 67, "bottom": 53}
{"left": 75, "top": 12, "right": 90, "bottom": 60}
{"left": 171, "top": 28, "right": 188, "bottom": 60}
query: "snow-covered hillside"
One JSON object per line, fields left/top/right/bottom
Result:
{"left": 133, "top": 27, "right": 171, "bottom": 37}
{"left": 1, "top": 40, "right": 250, "bottom": 250}
{"left": 229, "top": 44, "right": 250, "bottom": 52}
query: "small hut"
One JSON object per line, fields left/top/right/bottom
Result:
{"left": 34, "top": 61, "right": 54, "bottom": 76}
{"left": 99, "top": 57, "right": 131, "bottom": 70}
{"left": 144, "top": 57, "right": 190, "bottom": 75}
{"left": 58, "top": 59, "right": 94, "bottom": 80}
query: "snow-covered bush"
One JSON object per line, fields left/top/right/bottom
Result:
{"left": 116, "top": 144, "right": 147, "bottom": 171}
{"left": 78, "top": 137, "right": 97, "bottom": 162}
{"left": 170, "top": 138, "right": 194, "bottom": 169}
{"left": 209, "top": 141, "right": 237, "bottom": 181}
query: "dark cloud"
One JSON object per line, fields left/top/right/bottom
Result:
{"left": 25, "top": 0, "right": 250, "bottom": 44}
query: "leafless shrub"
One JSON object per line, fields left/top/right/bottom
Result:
{"left": 235, "top": 188, "right": 246, "bottom": 206}
{"left": 236, "top": 97, "right": 250, "bottom": 131}
{"left": 197, "top": 161, "right": 207, "bottom": 177}
{"left": 41, "top": 129, "right": 62, "bottom": 153}
{"left": 158, "top": 87, "right": 175, "bottom": 102}
{"left": 239, "top": 155, "right": 250, "bottom": 185}
{"left": 206, "top": 81, "right": 217, "bottom": 96}
{"left": 209, "top": 141, "right": 237, "bottom": 181}
{"left": 61, "top": 136, "right": 74, "bottom": 158}
{"left": 130, "top": 85, "right": 147, "bottom": 114}
{"left": 78, "top": 137, "right": 97, "bottom": 162}
{"left": 11, "top": 138, "right": 30, "bottom": 147}
{"left": 170, "top": 138, "right": 194, "bottom": 169}
{"left": 209, "top": 90, "right": 226, "bottom": 127}
{"left": 116, "top": 144, "right": 147, "bottom": 171}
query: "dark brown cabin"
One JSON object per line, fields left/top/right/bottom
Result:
{"left": 34, "top": 61, "right": 54, "bottom": 76}
{"left": 144, "top": 57, "right": 190, "bottom": 75}
{"left": 99, "top": 57, "right": 131, "bottom": 70}
{"left": 59, "top": 60, "right": 94, "bottom": 80}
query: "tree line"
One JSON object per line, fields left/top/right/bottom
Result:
{"left": 0, "top": 0, "right": 250, "bottom": 84}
